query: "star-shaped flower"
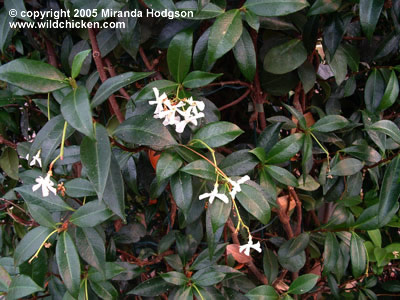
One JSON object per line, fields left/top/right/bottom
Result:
{"left": 28, "top": 150, "right": 42, "bottom": 167}
{"left": 32, "top": 172, "right": 57, "bottom": 197}
{"left": 175, "top": 106, "right": 205, "bottom": 133}
{"left": 150, "top": 88, "right": 169, "bottom": 117}
{"left": 199, "top": 183, "right": 229, "bottom": 204}
{"left": 228, "top": 175, "right": 250, "bottom": 199}
{"left": 186, "top": 97, "right": 205, "bottom": 111}
{"left": 239, "top": 236, "right": 262, "bottom": 256}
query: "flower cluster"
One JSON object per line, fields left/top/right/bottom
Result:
{"left": 150, "top": 88, "right": 205, "bottom": 133}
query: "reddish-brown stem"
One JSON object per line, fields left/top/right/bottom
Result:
{"left": 104, "top": 58, "right": 131, "bottom": 100}
{"left": 289, "top": 187, "right": 302, "bottom": 236}
{"left": 219, "top": 89, "right": 251, "bottom": 111}
{"left": 204, "top": 80, "right": 252, "bottom": 89}
{"left": 44, "top": 38, "right": 57, "bottom": 67}
{"left": 0, "top": 134, "right": 17, "bottom": 149}
{"left": 116, "top": 248, "right": 174, "bottom": 266}
{"left": 139, "top": 47, "right": 163, "bottom": 80}
{"left": 168, "top": 194, "right": 177, "bottom": 233}
{"left": 277, "top": 199, "right": 294, "bottom": 239}
{"left": 88, "top": 28, "right": 125, "bottom": 123}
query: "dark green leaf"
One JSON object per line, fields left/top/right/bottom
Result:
{"left": 167, "top": 29, "right": 193, "bottom": 82}
{"left": 350, "top": 233, "right": 366, "bottom": 278}
{"left": 327, "top": 45, "right": 348, "bottom": 85}
{"left": 0, "top": 147, "right": 19, "bottom": 180}
{"left": 264, "top": 39, "right": 307, "bottom": 74}
{"left": 14, "top": 226, "right": 54, "bottom": 265}
{"left": 71, "top": 50, "right": 91, "bottom": 79}
{"left": 182, "top": 71, "right": 222, "bottom": 88}
{"left": 156, "top": 151, "right": 183, "bottom": 182}
{"left": 369, "top": 120, "right": 400, "bottom": 144}
{"left": 160, "top": 271, "right": 188, "bottom": 285}
{"left": 378, "top": 70, "right": 399, "bottom": 110}
{"left": 192, "top": 121, "right": 244, "bottom": 148}
{"left": 308, "top": 0, "right": 341, "bottom": 15}
{"left": 265, "top": 165, "right": 298, "bottom": 186}
{"left": 365, "top": 69, "right": 385, "bottom": 113}
{"left": 360, "top": 0, "right": 384, "bottom": 40}
{"left": 0, "top": 265, "right": 11, "bottom": 291}
{"left": 288, "top": 274, "right": 319, "bottom": 294}
{"left": 311, "top": 115, "right": 349, "bottom": 132}
{"left": 244, "top": 0, "right": 309, "bottom": 17}
{"left": 278, "top": 233, "right": 310, "bottom": 258}
{"left": 0, "top": 9, "right": 13, "bottom": 54}
{"left": 208, "top": 9, "right": 243, "bottom": 61}
{"left": 232, "top": 28, "right": 256, "bottom": 81}
{"left": 263, "top": 249, "right": 279, "bottom": 283}
{"left": 135, "top": 80, "right": 178, "bottom": 100}
{"left": 257, "top": 123, "right": 283, "bottom": 154}
{"left": 114, "top": 113, "right": 177, "bottom": 150}
{"left": 283, "top": 104, "right": 307, "bottom": 130}
{"left": 220, "top": 149, "right": 259, "bottom": 176}
{"left": 92, "top": 71, "right": 153, "bottom": 107}
{"left": 27, "top": 204, "right": 57, "bottom": 229}
{"left": 61, "top": 86, "right": 94, "bottom": 138}
{"left": 329, "top": 158, "right": 363, "bottom": 176}
{"left": 70, "top": 201, "right": 113, "bottom": 227}
{"left": 75, "top": 227, "right": 105, "bottom": 273}
{"left": 90, "top": 280, "right": 118, "bottom": 300}
{"left": 81, "top": 124, "right": 111, "bottom": 201}
{"left": 65, "top": 178, "right": 97, "bottom": 198}
{"left": 127, "top": 277, "right": 172, "bottom": 296}
{"left": 298, "top": 61, "right": 316, "bottom": 93}
{"left": 15, "top": 185, "right": 73, "bottom": 212}
{"left": 236, "top": 182, "right": 271, "bottom": 224}
{"left": 210, "top": 192, "right": 231, "bottom": 232}
{"left": 171, "top": 171, "right": 193, "bottom": 216}
{"left": 0, "top": 58, "right": 68, "bottom": 93}
{"left": 181, "top": 159, "right": 217, "bottom": 181}
{"left": 265, "top": 133, "right": 304, "bottom": 164}
{"left": 192, "top": 271, "right": 225, "bottom": 287}
{"left": 323, "top": 232, "right": 339, "bottom": 273}
{"left": 56, "top": 231, "right": 81, "bottom": 297}
{"left": 378, "top": 156, "right": 400, "bottom": 225}
{"left": 7, "top": 275, "right": 44, "bottom": 300}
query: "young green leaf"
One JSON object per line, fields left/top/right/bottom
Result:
{"left": 378, "top": 70, "right": 399, "bottom": 110}
{"left": 71, "top": 49, "right": 91, "bottom": 79}
{"left": 288, "top": 274, "right": 319, "bottom": 294}
{"left": 56, "top": 231, "right": 81, "bottom": 297}
{"left": 167, "top": 29, "right": 193, "bottom": 83}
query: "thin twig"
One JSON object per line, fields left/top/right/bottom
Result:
{"left": 218, "top": 89, "right": 251, "bottom": 111}
{"left": 104, "top": 58, "right": 131, "bottom": 100}
{"left": 0, "top": 135, "right": 17, "bottom": 149}
{"left": 289, "top": 187, "right": 302, "bottom": 236}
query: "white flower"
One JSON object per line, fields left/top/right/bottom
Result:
{"left": 186, "top": 97, "right": 205, "bottom": 111}
{"left": 239, "top": 236, "right": 262, "bottom": 256}
{"left": 29, "top": 150, "right": 42, "bottom": 167}
{"left": 150, "top": 88, "right": 169, "bottom": 118}
{"left": 199, "top": 183, "right": 229, "bottom": 204}
{"left": 32, "top": 172, "right": 57, "bottom": 197}
{"left": 228, "top": 175, "right": 250, "bottom": 199}
{"left": 175, "top": 106, "right": 205, "bottom": 133}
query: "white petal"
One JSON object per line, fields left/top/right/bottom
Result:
{"left": 216, "top": 193, "right": 229, "bottom": 203}
{"left": 32, "top": 183, "right": 41, "bottom": 192}
{"left": 152, "top": 87, "right": 160, "bottom": 99}
{"left": 175, "top": 121, "right": 187, "bottom": 133}
{"left": 29, "top": 160, "right": 35, "bottom": 166}
{"left": 196, "top": 101, "right": 205, "bottom": 111}
{"left": 239, "top": 245, "right": 247, "bottom": 253}
{"left": 42, "top": 186, "right": 49, "bottom": 197}
{"left": 48, "top": 185, "right": 57, "bottom": 195}
{"left": 238, "top": 175, "right": 250, "bottom": 184}
{"left": 199, "top": 192, "right": 211, "bottom": 200}
{"left": 252, "top": 241, "right": 262, "bottom": 253}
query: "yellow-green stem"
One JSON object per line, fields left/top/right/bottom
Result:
{"left": 47, "top": 93, "right": 51, "bottom": 120}
{"left": 310, "top": 131, "right": 330, "bottom": 171}
{"left": 28, "top": 229, "right": 58, "bottom": 263}
{"left": 49, "top": 121, "right": 68, "bottom": 170}
{"left": 192, "top": 284, "right": 204, "bottom": 300}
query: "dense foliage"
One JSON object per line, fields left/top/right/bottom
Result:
{"left": 1, "top": 0, "right": 400, "bottom": 299}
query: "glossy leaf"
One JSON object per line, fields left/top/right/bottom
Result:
{"left": 27, "top": 204, "right": 57, "bottom": 229}
{"left": 350, "top": 233, "right": 366, "bottom": 278}
{"left": 76, "top": 227, "right": 105, "bottom": 273}
{"left": 65, "top": 178, "right": 97, "bottom": 198}
{"left": 156, "top": 151, "right": 183, "bottom": 183}
{"left": 236, "top": 182, "right": 271, "bottom": 224}
{"left": 369, "top": 120, "right": 400, "bottom": 144}
{"left": 0, "top": 147, "right": 19, "bottom": 180}
{"left": 365, "top": 69, "right": 385, "bottom": 113}
{"left": 265, "top": 165, "right": 298, "bottom": 186}
{"left": 220, "top": 149, "right": 259, "bottom": 176}
{"left": 265, "top": 133, "right": 304, "bottom": 164}
{"left": 208, "top": 9, "right": 243, "bottom": 61}
{"left": 311, "top": 115, "right": 349, "bottom": 132}
{"left": 264, "top": 39, "right": 307, "bottom": 74}
{"left": 71, "top": 49, "right": 91, "bottom": 79}
{"left": 181, "top": 159, "right": 217, "bottom": 181}
{"left": 81, "top": 124, "right": 111, "bottom": 201}
{"left": 70, "top": 201, "right": 113, "bottom": 227}
{"left": 192, "top": 121, "right": 244, "bottom": 148}
{"left": 61, "top": 86, "right": 94, "bottom": 138}
{"left": 56, "top": 231, "right": 81, "bottom": 297}
{"left": 308, "top": 0, "right": 341, "bottom": 15}
{"left": 378, "top": 70, "right": 399, "bottom": 110}
{"left": 288, "top": 274, "right": 319, "bottom": 294}
{"left": 167, "top": 29, "right": 193, "bottom": 82}
{"left": 0, "top": 58, "right": 67, "bottom": 93}
{"left": 182, "top": 71, "right": 222, "bottom": 88}
{"left": 263, "top": 249, "right": 279, "bottom": 283}
{"left": 171, "top": 171, "right": 193, "bottom": 216}
{"left": 329, "top": 158, "right": 363, "bottom": 176}
{"left": 360, "top": 0, "right": 384, "bottom": 40}
{"left": 160, "top": 271, "right": 188, "bottom": 285}
{"left": 232, "top": 28, "right": 256, "bottom": 81}
{"left": 7, "top": 275, "right": 44, "bottom": 300}
{"left": 244, "top": 0, "right": 309, "bottom": 17}
{"left": 90, "top": 280, "right": 118, "bottom": 300}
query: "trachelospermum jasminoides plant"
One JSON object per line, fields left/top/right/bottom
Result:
{"left": 1, "top": 0, "right": 400, "bottom": 299}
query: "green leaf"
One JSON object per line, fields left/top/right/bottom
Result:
{"left": 245, "top": 285, "right": 279, "bottom": 300}
{"left": 365, "top": 69, "right": 385, "bottom": 113}
{"left": 378, "top": 70, "right": 399, "bottom": 110}
{"left": 232, "top": 28, "right": 256, "bottom": 81}
{"left": 369, "top": 120, "right": 400, "bottom": 144}
{"left": 265, "top": 165, "right": 298, "bottom": 186}
{"left": 90, "top": 280, "right": 118, "bottom": 300}
{"left": 250, "top": 147, "right": 268, "bottom": 163}
{"left": 0, "top": 147, "right": 19, "bottom": 180}
{"left": 92, "top": 71, "right": 153, "bottom": 107}
{"left": 264, "top": 39, "right": 307, "bottom": 74}
{"left": 136, "top": 80, "right": 179, "bottom": 100}
{"left": 171, "top": 171, "right": 193, "bottom": 216}
{"left": 127, "top": 276, "right": 172, "bottom": 296}
{"left": 367, "top": 229, "right": 382, "bottom": 248}
{"left": 81, "top": 124, "right": 111, "bottom": 201}
{"left": 308, "top": 0, "right": 341, "bottom": 15}
{"left": 283, "top": 104, "right": 307, "bottom": 130}
{"left": 15, "top": 185, "right": 73, "bottom": 212}
{"left": 0, "top": 8, "right": 13, "bottom": 54}
{"left": 360, "top": 0, "right": 384, "bottom": 40}
{"left": 278, "top": 233, "right": 310, "bottom": 258}
{"left": 0, "top": 265, "right": 11, "bottom": 291}
{"left": 350, "top": 233, "right": 366, "bottom": 278}
{"left": 323, "top": 232, "right": 339, "bottom": 273}
{"left": 181, "top": 159, "right": 217, "bottom": 181}
{"left": 192, "top": 121, "right": 244, "bottom": 148}
{"left": 208, "top": 9, "right": 243, "bottom": 61}
{"left": 61, "top": 86, "right": 94, "bottom": 138}
{"left": 167, "top": 29, "right": 193, "bottom": 83}
{"left": 244, "top": 0, "right": 309, "bottom": 17}
{"left": 327, "top": 45, "right": 348, "bottom": 85}
{"left": 103, "top": 154, "right": 126, "bottom": 221}
{"left": 210, "top": 191, "right": 231, "bottom": 232}
{"left": 0, "top": 58, "right": 67, "bottom": 93}
{"left": 27, "top": 204, "right": 57, "bottom": 229}
{"left": 297, "top": 174, "right": 320, "bottom": 191}
{"left": 75, "top": 227, "right": 105, "bottom": 274}
{"left": 160, "top": 271, "right": 188, "bottom": 285}
{"left": 65, "top": 178, "right": 97, "bottom": 198}
{"left": 220, "top": 149, "right": 259, "bottom": 176}
{"left": 156, "top": 151, "right": 183, "bottom": 183}
{"left": 71, "top": 49, "right": 91, "bottom": 79}
{"left": 6, "top": 275, "right": 44, "bottom": 300}
{"left": 329, "top": 158, "right": 363, "bottom": 176}
{"left": 265, "top": 133, "right": 304, "bottom": 164}
{"left": 378, "top": 156, "right": 400, "bottom": 225}
{"left": 288, "top": 274, "right": 319, "bottom": 294}
{"left": 192, "top": 271, "right": 225, "bottom": 287}
{"left": 114, "top": 113, "right": 177, "bottom": 150}
{"left": 311, "top": 115, "right": 349, "bottom": 132}
{"left": 298, "top": 61, "right": 316, "bottom": 93}
{"left": 56, "top": 231, "right": 81, "bottom": 297}
{"left": 14, "top": 226, "right": 54, "bottom": 265}
{"left": 263, "top": 249, "right": 279, "bottom": 283}
{"left": 182, "top": 71, "right": 222, "bottom": 89}
{"left": 236, "top": 182, "right": 271, "bottom": 224}
{"left": 70, "top": 201, "right": 113, "bottom": 227}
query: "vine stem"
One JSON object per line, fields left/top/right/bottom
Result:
{"left": 28, "top": 229, "right": 58, "bottom": 263}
